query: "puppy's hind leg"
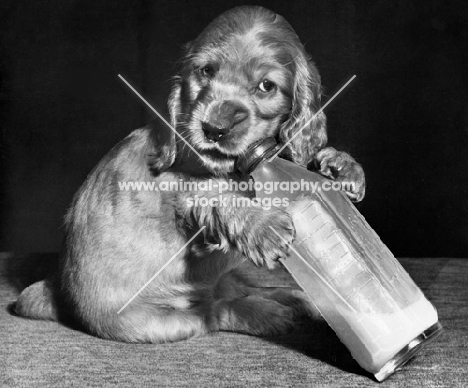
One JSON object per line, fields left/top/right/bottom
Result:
{"left": 244, "top": 287, "right": 321, "bottom": 320}
{"left": 213, "top": 270, "right": 319, "bottom": 323}
{"left": 215, "top": 296, "right": 296, "bottom": 336}
{"left": 110, "top": 299, "right": 215, "bottom": 344}
{"left": 114, "top": 308, "right": 210, "bottom": 343}
{"left": 118, "top": 284, "right": 299, "bottom": 340}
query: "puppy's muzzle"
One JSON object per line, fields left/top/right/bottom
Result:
{"left": 202, "top": 100, "right": 248, "bottom": 143}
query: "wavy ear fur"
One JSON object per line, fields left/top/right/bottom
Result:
{"left": 145, "top": 78, "right": 180, "bottom": 174}
{"left": 147, "top": 41, "right": 197, "bottom": 174}
{"left": 168, "top": 74, "right": 183, "bottom": 129}
{"left": 278, "top": 52, "right": 327, "bottom": 166}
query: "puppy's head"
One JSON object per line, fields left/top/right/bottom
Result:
{"left": 169, "top": 6, "right": 327, "bottom": 174}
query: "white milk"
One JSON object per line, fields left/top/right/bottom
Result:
{"left": 328, "top": 296, "right": 438, "bottom": 373}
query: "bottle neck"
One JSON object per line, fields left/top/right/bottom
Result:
{"left": 235, "top": 138, "right": 280, "bottom": 176}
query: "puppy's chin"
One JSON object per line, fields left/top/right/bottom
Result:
{"left": 199, "top": 151, "right": 236, "bottom": 175}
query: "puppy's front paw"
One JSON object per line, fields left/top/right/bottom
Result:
{"left": 315, "top": 147, "right": 366, "bottom": 202}
{"left": 239, "top": 209, "right": 295, "bottom": 269}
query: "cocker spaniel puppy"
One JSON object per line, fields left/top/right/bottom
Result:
{"left": 15, "top": 6, "right": 365, "bottom": 343}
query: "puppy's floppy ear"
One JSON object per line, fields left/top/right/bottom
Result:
{"left": 168, "top": 40, "right": 195, "bottom": 129}
{"left": 163, "top": 42, "right": 194, "bottom": 161}
{"left": 168, "top": 74, "right": 183, "bottom": 129}
{"left": 278, "top": 52, "right": 327, "bottom": 166}
{"left": 146, "top": 118, "right": 176, "bottom": 174}
{"left": 145, "top": 76, "right": 182, "bottom": 174}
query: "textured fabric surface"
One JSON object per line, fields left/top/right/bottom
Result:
{"left": 1, "top": 255, "right": 467, "bottom": 387}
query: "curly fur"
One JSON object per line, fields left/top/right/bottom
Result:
{"left": 14, "top": 6, "right": 365, "bottom": 343}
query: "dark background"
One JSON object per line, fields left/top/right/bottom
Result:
{"left": 1, "top": 0, "right": 467, "bottom": 257}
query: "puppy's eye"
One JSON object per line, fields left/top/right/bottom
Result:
{"left": 258, "top": 79, "right": 276, "bottom": 93}
{"left": 199, "top": 65, "right": 215, "bottom": 79}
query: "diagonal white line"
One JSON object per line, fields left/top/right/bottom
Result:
{"left": 269, "top": 75, "right": 356, "bottom": 162}
{"left": 117, "top": 226, "right": 206, "bottom": 314}
{"left": 269, "top": 226, "right": 357, "bottom": 313}
{"left": 118, "top": 74, "right": 207, "bottom": 163}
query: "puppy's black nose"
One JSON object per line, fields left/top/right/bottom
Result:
{"left": 202, "top": 122, "right": 229, "bottom": 143}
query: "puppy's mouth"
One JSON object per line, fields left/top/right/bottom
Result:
{"left": 186, "top": 128, "right": 241, "bottom": 174}
{"left": 199, "top": 146, "right": 236, "bottom": 162}
{"left": 184, "top": 118, "right": 274, "bottom": 174}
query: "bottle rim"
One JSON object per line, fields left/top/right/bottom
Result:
{"left": 235, "top": 137, "right": 279, "bottom": 175}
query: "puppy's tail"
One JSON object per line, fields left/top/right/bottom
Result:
{"left": 14, "top": 278, "right": 59, "bottom": 321}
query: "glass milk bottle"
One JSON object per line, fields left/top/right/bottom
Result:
{"left": 236, "top": 138, "right": 443, "bottom": 381}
